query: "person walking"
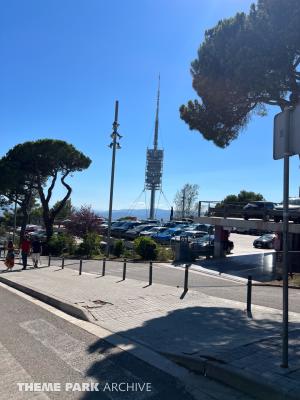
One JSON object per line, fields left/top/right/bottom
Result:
{"left": 21, "top": 235, "right": 31, "bottom": 270}
{"left": 4, "top": 241, "right": 15, "bottom": 271}
{"left": 31, "top": 238, "right": 42, "bottom": 268}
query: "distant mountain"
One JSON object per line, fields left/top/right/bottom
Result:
{"left": 95, "top": 208, "right": 172, "bottom": 221}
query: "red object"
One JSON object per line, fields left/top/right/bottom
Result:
{"left": 21, "top": 240, "right": 31, "bottom": 253}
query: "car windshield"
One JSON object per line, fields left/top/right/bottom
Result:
{"left": 260, "top": 234, "right": 274, "bottom": 240}
{"left": 200, "top": 234, "right": 214, "bottom": 242}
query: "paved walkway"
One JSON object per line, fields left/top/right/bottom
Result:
{"left": 0, "top": 262, "right": 300, "bottom": 399}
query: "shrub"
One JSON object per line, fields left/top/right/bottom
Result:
{"left": 113, "top": 240, "right": 124, "bottom": 257}
{"left": 75, "top": 232, "right": 101, "bottom": 258}
{"left": 48, "top": 233, "right": 76, "bottom": 256}
{"left": 134, "top": 237, "right": 157, "bottom": 260}
{"left": 156, "top": 246, "right": 173, "bottom": 262}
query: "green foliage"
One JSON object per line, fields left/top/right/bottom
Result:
{"left": 53, "top": 199, "right": 74, "bottom": 221}
{"left": 0, "top": 224, "right": 7, "bottom": 237}
{"left": 48, "top": 233, "right": 76, "bottom": 256}
{"left": 134, "top": 237, "right": 157, "bottom": 260}
{"left": 215, "top": 190, "right": 265, "bottom": 208}
{"left": 1, "top": 139, "right": 91, "bottom": 240}
{"left": 180, "top": 0, "right": 300, "bottom": 147}
{"left": 113, "top": 240, "right": 124, "bottom": 257}
{"left": 76, "top": 232, "right": 101, "bottom": 258}
{"left": 156, "top": 246, "right": 173, "bottom": 262}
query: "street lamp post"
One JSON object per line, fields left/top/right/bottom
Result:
{"left": 106, "top": 101, "right": 121, "bottom": 257}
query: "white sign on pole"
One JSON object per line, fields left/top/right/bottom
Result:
{"left": 273, "top": 104, "right": 300, "bottom": 160}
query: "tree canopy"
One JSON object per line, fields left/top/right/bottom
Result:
{"left": 0, "top": 139, "right": 91, "bottom": 240}
{"left": 218, "top": 190, "right": 264, "bottom": 206}
{"left": 180, "top": 0, "right": 300, "bottom": 147}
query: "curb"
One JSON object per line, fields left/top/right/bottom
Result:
{"left": 163, "top": 353, "right": 300, "bottom": 400}
{"left": 0, "top": 275, "right": 91, "bottom": 322}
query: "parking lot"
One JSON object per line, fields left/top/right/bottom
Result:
{"left": 193, "top": 233, "right": 277, "bottom": 282}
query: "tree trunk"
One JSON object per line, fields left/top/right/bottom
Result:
{"left": 19, "top": 207, "right": 29, "bottom": 246}
{"left": 44, "top": 215, "right": 54, "bottom": 241}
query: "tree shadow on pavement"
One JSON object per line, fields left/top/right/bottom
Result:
{"left": 80, "top": 305, "right": 294, "bottom": 399}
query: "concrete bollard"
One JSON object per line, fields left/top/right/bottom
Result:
{"left": 122, "top": 258, "right": 127, "bottom": 281}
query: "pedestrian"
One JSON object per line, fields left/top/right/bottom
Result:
{"left": 4, "top": 241, "right": 15, "bottom": 271}
{"left": 21, "top": 235, "right": 31, "bottom": 270}
{"left": 31, "top": 238, "right": 42, "bottom": 268}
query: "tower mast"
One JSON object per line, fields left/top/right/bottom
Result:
{"left": 149, "top": 77, "right": 160, "bottom": 219}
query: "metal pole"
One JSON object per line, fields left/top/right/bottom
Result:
{"left": 149, "top": 189, "right": 156, "bottom": 220}
{"left": 106, "top": 101, "right": 120, "bottom": 257}
{"left": 149, "top": 261, "right": 153, "bottom": 286}
{"left": 48, "top": 255, "right": 51, "bottom": 267}
{"left": 282, "top": 107, "right": 291, "bottom": 368}
{"left": 122, "top": 258, "right": 127, "bottom": 281}
{"left": 247, "top": 275, "right": 252, "bottom": 317}
{"left": 61, "top": 257, "right": 65, "bottom": 269}
{"left": 184, "top": 263, "right": 189, "bottom": 292}
{"left": 198, "top": 201, "right": 202, "bottom": 217}
{"left": 102, "top": 258, "right": 106, "bottom": 276}
{"left": 182, "top": 187, "right": 186, "bottom": 219}
{"left": 79, "top": 259, "right": 83, "bottom": 275}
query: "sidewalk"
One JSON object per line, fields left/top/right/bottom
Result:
{"left": 1, "top": 262, "right": 300, "bottom": 399}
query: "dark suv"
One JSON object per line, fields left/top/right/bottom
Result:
{"left": 243, "top": 201, "right": 276, "bottom": 221}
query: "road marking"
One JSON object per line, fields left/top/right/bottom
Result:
{"left": 20, "top": 319, "right": 155, "bottom": 399}
{"left": 0, "top": 341, "right": 49, "bottom": 400}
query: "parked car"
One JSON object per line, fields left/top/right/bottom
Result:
{"left": 111, "top": 221, "right": 142, "bottom": 238}
{"left": 170, "top": 230, "right": 207, "bottom": 243}
{"left": 187, "top": 223, "right": 213, "bottom": 233}
{"left": 273, "top": 200, "right": 300, "bottom": 223}
{"left": 153, "top": 228, "right": 186, "bottom": 245}
{"left": 243, "top": 201, "right": 277, "bottom": 221}
{"left": 253, "top": 233, "right": 276, "bottom": 249}
{"left": 140, "top": 219, "right": 160, "bottom": 224}
{"left": 124, "top": 224, "right": 157, "bottom": 240}
{"left": 140, "top": 226, "right": 167, "bottom": 237}
{"left": 28, "top": 229, "right": 47, "bottom": 242}
{"left": 190, "top": 234, "right": 234, "bottom": 258}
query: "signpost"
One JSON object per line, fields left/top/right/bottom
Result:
{"left": 273, "top": 104, "right": 300, "bottom": 368}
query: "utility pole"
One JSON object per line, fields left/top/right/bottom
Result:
{"left": 106, "top": 101, "right": 121, "bottom": 257}
{"left": 281, "top": 107, "right": 291, "bottom": 368}
{"left": 182, "top": 187, "right": 186, "bottom": 219}
{"left": 149, "top": 78, "right": 160, "bottom": 220}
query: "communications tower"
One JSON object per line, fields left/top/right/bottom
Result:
{"left": 145, "top": 78, "right": 164, "bottom": 219}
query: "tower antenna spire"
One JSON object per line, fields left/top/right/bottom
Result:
{"left": 153, "top": 74, "right": 160, "bottom": 150}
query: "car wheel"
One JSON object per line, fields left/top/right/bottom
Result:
{"left": 274, "top": 216, "right": 281, "bottom": 223}
{"left": 243, "top": 215, "right": 249, "bottom": 220}
{"left": 263, "top": 214, "right": 270, "bottom": 222}
{"left": 267, "top": 242, "right": 273, "bottom": 249}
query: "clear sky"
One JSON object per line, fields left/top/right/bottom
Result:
{"left": 1, "top": 0, "right": 299, "bottom": 212}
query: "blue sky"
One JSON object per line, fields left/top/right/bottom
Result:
{"left": 1, "top": 0, "right": 299, "bottom": 212}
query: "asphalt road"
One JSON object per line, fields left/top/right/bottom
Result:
{"left": 0, "top": 284, "right": 255, "bottom": 400}
{"left": 0, "top": 285, "right": 194, "bottom": 400}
